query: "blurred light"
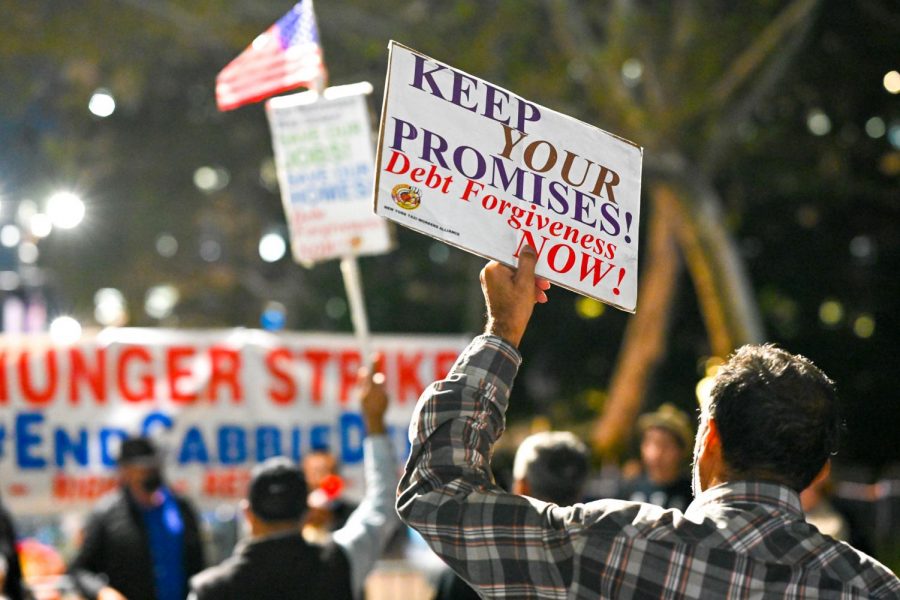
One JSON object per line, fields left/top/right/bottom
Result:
{"left": 259, "top": 232, "right": 287, "bottom": 263}
{"left": 888, "top": 124, "right": 900, "bottom": 150}
{"left": 49, "top": 316, "right": 82, "bottom": 345}
{"left": 806, "top": 109, "right": 831, "bottom": 136}
{"left": 865, "top": 117, "right": 886, "bottom": 138}
{"left": 145, "top": 285, "right": 179, "bottom": 319}
{"left": 94, "top": 288, "right": 127, "bottom": 327}
{"left": 325, "top": 297, "right": 347, "bottom": 320}
{"left": 155, "top": 233, "right": 178, "bottom": 258}
{"left": 795, "top": 205, "right": 820, "bottom": 229}
{"left": 849, "top": 235, "right": 875, "bottom": 263}
{"left": 17, "top": 199, "right": 37, "bottom": 224}
{"left": 0, "top": 271, "right": 20, "bottom": 291}
{"left": 1, "top": 224, "right": 21, "bottom": 247}
{"left": 696, "top": 376, "right": 715, "bottom": 407}
{"left": 428, "top": 242, "right": 450, "bottom": 264}
{"left": 575, "top": 297, "right": 605, "bottom": 319}
{"left": 259, "top": 158, "right": 279, "bottom": 192}
{"left": 199, "top": 239, "right": 222, "bottom": 262}
{"left": 18, "top": 242, "right": 38, "bottom": 264}
{"left": 884, "top": 70, "right": 900, "bottom": 94}
{"left": 193, "top": 166, "right": 230, "bottom": 193}
{"left": 260, "top": 301, "right": 287, "bottom": 331}
{"left": 853, "top": 314, "right": 875, "bottom": 338}
{"left": 818, "top": 299, "right": 844, "bottom": 326}
{"left": 621, "top": 58, "right": 643, "bottom": 86}
{"left": 88, "top": 88, "right": 116, "bottom": 117}
{"left": 46, "top": 191, "right": 85, "bottom": 229}
{"left": 29, "top": 213, "right": 52, "bottom": 238}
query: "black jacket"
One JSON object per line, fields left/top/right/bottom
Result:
{"left": 189, "top": 532, "right": 352, "bottom": 600}
{"left": 69, "top": 488, "right": 205, "bottom": 600}
{"left": 0, "top": 501, "right": 26, "bottom": 600}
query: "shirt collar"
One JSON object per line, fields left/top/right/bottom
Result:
{"left": 687, "top": 480, "right": 804, "bottom": 520}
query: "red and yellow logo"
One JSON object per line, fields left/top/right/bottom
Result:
{"left": 391, "top": 184, "right": 422, "bottom": 210}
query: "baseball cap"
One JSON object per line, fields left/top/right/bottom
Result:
{"left": 248, "top": 457, "right": 308, "bottom": 521}
{"left": 117, "top": 437, "right": 160, "bottom": 466}
{"left": 637, "top": 403, "right": 694, "bottom": 449}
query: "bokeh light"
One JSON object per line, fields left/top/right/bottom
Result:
{"left": 49, "top": 316, "right": 82, "bottom": 345}
{"left": 806, "top": 109, "right": 831, "bottom": 136}
{"left": 145, "top": 285, "right": 179, "bottom": 319}
{"left": 46, "top": 191, "right": 85, "bottom": 229}
{"left": 883, "top": 70, "right": 900, "bottom": 94}
{"left": 259, "top": 232, "right": 287, "bottom": 263}
{"left": 818, "top": 299, "right": 844, "bottom": 326}
{"left": 575, "top": 297, "right": 606, "bottom": 319}
{"left": 88, "top": 88, "right": 116, "bottom": 117}
{"left": 853, "top": 314, "right": 875, "bottom": 339}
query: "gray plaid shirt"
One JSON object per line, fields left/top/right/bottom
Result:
{"left": 397, "top": 335, "right": 900, "bottom": 599}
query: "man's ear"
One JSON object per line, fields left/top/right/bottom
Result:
{"left": 704, "top": 418, "right": 721, "bottom": 453}
{"left": 512, "top": 478, "right": 530, "bottom": 496}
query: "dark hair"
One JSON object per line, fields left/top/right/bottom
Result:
{"left": 248, "top": 457, "right": 308, "bottom": 522}
{"left": 513, "top": 432, "right": 590, "bottom": 505}
{"left": 708, "top": 344, "right": 841, "bottom": 492}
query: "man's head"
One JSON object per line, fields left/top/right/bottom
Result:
{"left": 512, "top": 431, "right": 590, "bottom": 505}
{"left": 637, "top": 404, "right": 692, "bottom": 485}
{"left": 117, "top": 436, "right": 164, "bottom": 506}
{"left": 244, "top": 457, "right": 308, "bottom": 536}
{"left": 692, "top": 344, "right": 840, "bottom": 495}
{"left": 302, "top": 449, "right": 338, "bottom": 491}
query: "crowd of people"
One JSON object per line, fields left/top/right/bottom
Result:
{"left": 1, "top": 251, "right": 899, "bottom": 598}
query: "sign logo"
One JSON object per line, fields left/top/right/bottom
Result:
{"left": 391, "top": 184, "right": 422, "bottom": 210}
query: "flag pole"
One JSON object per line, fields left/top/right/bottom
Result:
{"left": 340, "top": 254, "right": 373, "bottom": 371}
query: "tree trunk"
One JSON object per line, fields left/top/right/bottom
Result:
{"left": 672, "top": 176, "right": 765, "bottom": 357}
{"left": 592, "top": 183, "right": 683, "bottom": 457}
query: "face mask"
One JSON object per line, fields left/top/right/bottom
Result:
{"left": 141, "top": 471, "right": 163, "bottom": 494}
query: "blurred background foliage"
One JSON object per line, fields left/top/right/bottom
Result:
{"left": 0, "top": 0, "right": 897, "bottom": 467}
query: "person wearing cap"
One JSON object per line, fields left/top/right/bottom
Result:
{"left": 69, "top": 437, "right": 205, "bottom": 600}
{"left": 619, "top": 403, "right": 694, "bottom": 511}
{"left": 188, "top": 365, "right": 400, "bottom": 600}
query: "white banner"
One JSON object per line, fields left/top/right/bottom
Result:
{"left": 267, "top": 86, "right": 393, "bottom": 264}
{"left": 0, "top": 328, "right": 467, "bottom": 515}
{"left": 374, "top": 42, "right": 643, "bottom": 312}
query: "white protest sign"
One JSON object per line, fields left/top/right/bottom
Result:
{"left": 0, "top": 328, "right": 467, "bottom": 515}
{"left": 374, "top": 43, "right": 643, "bottom": 312}
{"left": 267, "top": 84, "right": 393, "bottom": 264}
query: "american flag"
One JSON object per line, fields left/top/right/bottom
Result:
{"left": 216, "top": 0, "right": 327, "bottom": 112}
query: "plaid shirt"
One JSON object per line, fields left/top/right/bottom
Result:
{"left": 397, "top": 335, "right": 900, "bottom": 599}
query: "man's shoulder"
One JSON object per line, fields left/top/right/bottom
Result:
{"left": 90, "top": 489, "right": 128, "bottom": 518}
{"left": 189, "top": 555, "right": 244, "bottom": 598}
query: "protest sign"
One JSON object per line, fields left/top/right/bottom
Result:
{"left": 374, "top": 42, "right": 643, "bottom": 312}
{"left": 268, "top": 85, "right": 393, "bottom": 264}
{"left": 0, "top": 328, "right": 466, "bottom": 515}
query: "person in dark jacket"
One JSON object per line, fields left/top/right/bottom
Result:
{"left": 69, "top": 437, "right": 205, "bottom": 600}
{"left": 189, "top": 365, "right": 400, "bottom": 600}
{"left": 0, "top": 497, "right": 27, "bottom": 600}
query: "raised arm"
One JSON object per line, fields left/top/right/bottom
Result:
{"left": 332, "top": 361, "right": 401, "bottom": 598}
{"left": 396, "top": 250, "right": 577, "bottom": 598}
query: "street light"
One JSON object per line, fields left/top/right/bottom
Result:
{"left": 46, "top": 191, "right": 85, "bottom": 229}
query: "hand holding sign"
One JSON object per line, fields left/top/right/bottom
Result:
{"left": 374, "top": 42, "right": 643, "bottom": 312}
{"left": 481, "top": 247, "right": 551, "bottom": 348}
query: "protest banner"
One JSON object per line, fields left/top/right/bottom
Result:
{"left": 374, "top": 42, "right": 643, "bottom": 312}
{"left": 0, "top": 328, "right": 466, "bottom": 515}
{"left": 267, "top": 84, "right": 393, "bottom": 265}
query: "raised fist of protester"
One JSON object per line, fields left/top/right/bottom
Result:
{"left": 480, "top": 246, "right": 550, "bottom": 348}
{"left": 359, "top": 355, "right": 388, "bottom": 436}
